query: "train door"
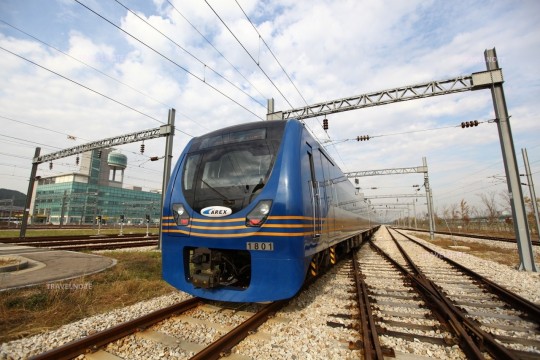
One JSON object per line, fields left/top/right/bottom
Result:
{"left": 307, "top": 151, "right": 322, "bottom": 238}
{"left": 319, "top": 149, "right": 336, "bottom": 241}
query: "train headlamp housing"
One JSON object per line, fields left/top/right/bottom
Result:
{"left": 246, "top": 200, "right": 272, "bottom": 227}
{"left": 172, "top": 203, "right": 190, "bottom": 226}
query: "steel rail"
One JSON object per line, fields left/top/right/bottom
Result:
{"left": 50, "top": 241, "right": 158, "bottom": 251}
{"left": 393, "top": 228, "right": 540, "bottom": 321}
{"left": 1, "top": 234, "right": 158, "bottom": 251}
{"left": 16, "top": 238, "right": 156, "bottom": 247}
{"left": 1, "top": 234, "right": 158, "bottom": 243}
{"left": 29, "top": 298, "right": 201, "bottom": 360}
{"left": 369, "top": 239, "right": 486, "bottom": 359}
{"left": 190, "top": 300, "right": 288, "bottom": 360}
{"left": 395, "top": 227, "right": 540, "bottom": 246}
{"left": 387, "top": 229, "right": 521, "bottom": 359}
{"left": 351, "top": 251, "right": 384, "bottom": 360}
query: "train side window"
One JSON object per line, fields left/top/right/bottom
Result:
{"left": 183, "top": 154, "right": 200, "bottom": 191}
{"left": 308, "top": 151, "right": 316, "bottom": 185}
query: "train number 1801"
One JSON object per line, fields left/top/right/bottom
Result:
{"left": 246, "top": 242, "right": 274, "bottom": 251}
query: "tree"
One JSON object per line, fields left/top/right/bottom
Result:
{"left": 524, "top": 196, "right": 540, "bottom": 238}
{"left": 477, "top": 191, "right": 499, "bottom": 228}
{"left": 499, "top": 191, "right": 512, "bottom": 215}
{"left": 460, "top": 199, "right": 470, "bottom": 229}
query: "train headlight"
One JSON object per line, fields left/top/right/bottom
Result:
{"left": 172, "top": 203, "right": 190, "bottom": 226}
{"left": 246, "top": 200, "right": 272, "bottom": 227}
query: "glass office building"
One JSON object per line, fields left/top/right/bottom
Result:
{"left": 32, "top": 148, "right": 161, "bottom": 225}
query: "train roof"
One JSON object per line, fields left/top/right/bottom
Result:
{"left": 188, "top": 119, "right": 292, "bottom": 151}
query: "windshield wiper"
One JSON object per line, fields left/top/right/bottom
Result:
{"left": 201, "top": 179, "right": 230, "bottom": 201}
{"left": 251, "top": 178, "right": 264, "bottom": 194}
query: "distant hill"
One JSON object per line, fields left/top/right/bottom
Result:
{"left": 0, "top": 189, "right": 26, "bottom": 207}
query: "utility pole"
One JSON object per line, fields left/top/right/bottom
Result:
{"left": 423, "top": 157, "right": 436, "bottom": 240}
{"left": 20, "top": 147, "right": 40, "bottom": 238}
{"left": 522, "top": 148, "right": 540, "bottom": 241}
{"left": 484, "top": 49, "right": 536, "bottom": 272}
{"left": 159, "top": 109, "right": 175, "bottom": 249}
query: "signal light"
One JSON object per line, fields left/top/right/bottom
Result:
{"left": 323, "top": 118, "right": 328, "bottom": 131}
{"left": 356, "top": 135, "right": 370, "bottom": 141}
{"left": 461, "top": 120, "right": 479, "bottom": 128}
{"left": 140, "top": 143, "right": 145, "bottom": 154}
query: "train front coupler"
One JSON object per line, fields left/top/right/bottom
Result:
{"left": 189, "top": 247, "right": 223, "bottom": 289}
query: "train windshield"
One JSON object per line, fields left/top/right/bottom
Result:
{"left": 182, "top": 125, "right": 284, "bottom": 213}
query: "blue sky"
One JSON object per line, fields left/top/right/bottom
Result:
{"left": 0, "top": 0, "right": 539, "bottom": 220}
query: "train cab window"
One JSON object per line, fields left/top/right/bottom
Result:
{"left": 201, "top": 148, "right": 272, "bottom": 189}
{"left": 182, "top": 140, "right": 280, "bottom": 213}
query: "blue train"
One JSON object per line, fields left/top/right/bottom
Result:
{"left": 162, "top": 119, "right": 378, "bottom": 302}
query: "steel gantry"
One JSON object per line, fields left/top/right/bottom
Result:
{"left": 345, "top": 157, "right": 435, "bottom": 239}
{"left": 267, "top": 48, "right": 536, "bottom": 272}
{"left": 33, "top": 125, "right": 173, "bottom": 164}
{"left": 365, "top": 194, "right": 425, "bottom": 229}
{"left": 20, "top": 109, "right": 176, "bottom": 240}
{"left": 267, "top": 71, "right": 501, "bottom": 121}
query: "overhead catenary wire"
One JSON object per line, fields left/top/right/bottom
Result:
{"left": 113, "top": 0, "right": 266, "bottom": 109}
{"left": 0, "top": 134, "right": 63, "bottom": 151}
{"left": 231, "top": 1, "right": 347, "bottom": 171}
{"left": 165, "top": 0, "right": 268, "bottom": 102}
{"left": 0, "top": 19, "right": 170, "bottom": 109}
{"left": 0, "top": 45, "right": 167, "bottom": 126}
{"left": 0, "top": 113, "right": 180, "bottom": 169}
{"left": 0, "top": 114, "right": 86, "bottom": 142}
{"left": 323, "top": 119, "right": 494, "bottom": 146}
{"left": 0, "top": 19, "right": 211, "bottom": 134}
{"left": 74, "top": 0, "right": 264, "bottom": 121}
{"left": 233, "top": 0, "right": 310, "bottom": 111}
{"left": 204, "top": 0, "right": 294, "bottom": 110}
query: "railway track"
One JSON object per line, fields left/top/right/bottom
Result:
{"left": 356, "top": 226, "right": 540, "bottom": 359}
{"left": 0, "top": 234, "right": 158, "bottom": 251}
{"left": 398, "top": 227, "right": 540, "bottom": 246}
{"left": 354, "top": 240, "right": 465, "bottom": 359}
{"left": 8, "top": 226, "right": 539, "bottom": 359}
{"left": 29, "top": 298, "right": 286, "bottom": 360}
{"left": 24, "top": 253, "right": 368, "bottom": 359}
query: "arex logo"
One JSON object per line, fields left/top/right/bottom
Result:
{"left": 201, "top": 206, "right": 232, "bottom": 217}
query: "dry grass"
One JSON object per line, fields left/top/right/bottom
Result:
{"left": 0, "top": 258, "right": 19, "bottom": 266}
{"left": 415, "top": 234, "right": 540, "bottom": 267}
{"left": 0, "top": 251, "right": 175, "bottom": 343}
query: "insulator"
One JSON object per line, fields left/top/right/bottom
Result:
{"left": 97, "top": 150, "right": 102, "bottom": 158}
{"left": 76, "top": 156, "right": 80, "bottom": 165}
{"left": 49, "top": 161, "right": 53, "bottom": 170}
{"left": 461, "top": 122, "right": 466, "bottom": 128}
{"left": 473, "top": 120, "right": 479, "bottom": 126}
{"left": 140, "top": 143, "right": 145, "bottom": 154}
{"left": 323, "top": 118, "right": 328, "bottom": 131}
{"left": 357, "top": 135, "right": 370, "bottom": 141}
